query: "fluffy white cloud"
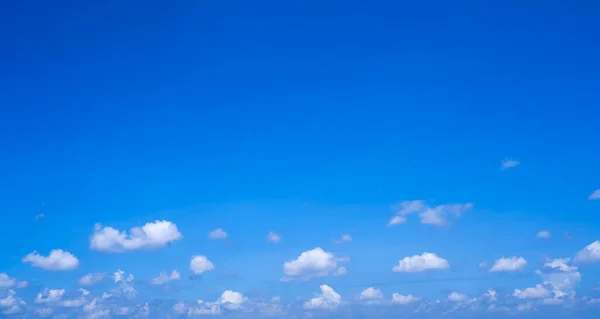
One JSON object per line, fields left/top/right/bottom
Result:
{"left": 188, "top": 300, "right": 221, "bottom": 315}
{"left": 266, "top": 232, "right": 281, "bottom": 243}
{"left": 391, "top": 293, "right": 418, "bottom": 304}
{"left": 543, "top": 258, "right": 578, "bottom": 272}
{"left": 537, "top": 230, "right": 551, "bottom": 238}
{"left": 388, "top": 200, "right": 474, "bottom": 226}
{"left": 208, "top": 228, "right": 228, "bottom": 240}
{"left": 190, "top": 255, "right": 215, "bottom": 275}
{"left": 303, "top": 285, "right": 341, "bottom": 310}
{"left": 0, "top": 274, "right": 16, "bottom": 289}
{"left": 448, "top": 292, "right": 469, "bottom": 302}
{"left": 513, "top": 284, "right": 552, "bottom": 299}
{"left": 90, "top": 220, "right": 182, "bottom": 253}
{"left": 589, "top": 189, "right": 600, "bottom": 200}
{"left": 78, "top": 273, "right": 106, "bottom": 286}
{"left": 501, "top": 159, "right": 520, "bottom": 169}
{"left": 574, "top": 240, "right": 600, "bottom": 263}
{"left": 35, "top": 289, "right": 65, "bottom": 304}
{"left": 334, "top": 234, "right": 352, "bottom": 244}
{"left": 113, "top": 269, "right": 134, "bottom": 283}
{"left": 183, "top": 290, "right": 247, "bottom": 315}
{"left": 22, "top": 250, "right": 79, "bottom": 271}
{"left": 220, "top": 290, "right": 247, "bottom": 310}
{"left": 392, "top": 252, "right": 450, "bottom": 272}
{"left": 360, "top": 287, "right": 383, "bottom": 300}
{"left": 282, "top": 248, "right": 348, "bottom": 281}
{"left": 489, "top": 257, "right": 527, "bottom": 272}
{"left": 151, "top": 270, "right": 180, "bottom": 285}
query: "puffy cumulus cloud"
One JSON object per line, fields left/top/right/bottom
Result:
{"left": 35, "top": 289, "right": 66, "bottom": 304}
{"left": 334, "top": 234, "right": 352, "bottom": 244}
{"left": 501, "top": 158, "right": 520, "bottom": 170}
{"left": 392, "top": 252, "right": 450, "bottom": 272}
{"left": 448, "top": 292, "right": 469, "bottom": 302}
{"left": 78, "top": 273, "right": 106, "bottom": 286}
{"left": 266, "top": 232, "right": 281, "bottom": 243}
{"left": 219, "top": 290, "right": 247, "bottom": 310}
{"left": 359, "top": 287, "right": 383, "bottom": 300}
{"left": 574, "top": 240, "right": 600, "bottom": 263}
{"left": 537, "top": 230, "right": 551, "bottom": 238}
{"left": 589, "top": 189, "right": 600, "bottom": 200}
{"left": 22, "top": 249, "right": 79, "bottom": 271}
{"left": 90, "top": 220, "right": 182, "bottom": 253}
{"left": 388, "top": 200, "right": 474, "bottom": 227}
{"left": 0, "top": 290, "right": 26, "bottom": 315}
{"left": 208, "top": 228, "right": 228, "bottom": 240}
{"left": 303, "top": 285, "right": 342, "bottom": 310}
{"left": 282, "top": 248, "right": 348, "bottom": 281}
{"left": 0, "top": 273, "right": 16, "bottom": 289}
{"left": 113, "top": 270, "right": 134, "bottom": 283}
{"left": 151, "top": 270, "right": 181, "bottom": 285}
{"left": 391, "top": 293, "right": 418, "bottom": 305}
{"left": 489, "top": 257, "right": 527, "bottom": 272}
{"left": 190, "top": 255, "right": 215, "bottom": 275}
{"left": 513, "top": 284, "right": 552, "bottom": 299}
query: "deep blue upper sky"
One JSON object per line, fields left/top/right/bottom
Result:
{"left": 1, "top": 1, "right": 599, "bottom": 318}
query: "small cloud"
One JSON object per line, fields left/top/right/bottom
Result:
{"left": 334, "top": 234, "right": 352, "bottom": 244}
{"left": 266, "top": 232, "right": 281, "bottom": 243}
{"left": 208, "top": 228, "right": 228, "bottom": 240}
{"left": 22, "top": 249, "right": 79, "bottom": 271}
{"left": 537, "top": 230, "right": 551, "bottom": 238}
{"left": 190, "top": 255, "right": 215, "bottom": 275}
{"left": 0, "top": 273, "right": 16, "bottom": 288}
{"left": 392, "top": 252, "right": 450, "bottom": 272}
{"left": 448, "top": 292, "right": 469, "bottom": 302}
{"left": 574, "top": 240, "right": 600, "bottom": 263}
{"left": 388, "top": 200, "right": 473, "bottom": 227}
{"left": 513, "top": 284, "right": 551, "bottom": 299}
{"left": 90, "top": 220, "right": 182, "bottom": 253}
{"left": 151, "top": 270, "right": 180, "bottom": 285}
{"left": 35, "top": 213, "right": 45, "bottom": 220}
{"left": 489, "top": 257, "right": 527, "bottom": 272}
{"left": 391, "top": 293, "right": 418, "bottom": 304}
{"left": 589, "top": 189, "right": 600, "bottom": 200}
{"left": 78, "top": 273, "right": 106, "bottom": 286}
{"left": 360, "top": 287, "right": 383, "bottom": 300}
{"left": 282, "top": 248, "right": 348, "bottom": 281}
{"left": 501, "top": 158, "right": 520, "bottom": 170}
{"left": 387, "top": 215, "right": 407, "bottom": 226}
{"left": 478, "top": 262, "right": 488, "bottom": 270}
{"left": 303, "top": 285, "right": 342, "bottom": 309}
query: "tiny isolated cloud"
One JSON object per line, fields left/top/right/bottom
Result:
{"left": 513, "top": 284, "right": 552, "bottom": 299}
{"left": 501, "top": 158, "right": 520, "bottom": 170}
{"left": 303, "top": 285, "right": 342, "bottom": 310}
{"left": 537, "top": 230, "right": 551, "bottom": 238}
{"left": 334, "top": 234, "right": 352, "bottom": 244}
{"left": 574, "top": 240, "right": 600, "bottom": 263}
{"left": 391, "top": 293, "right": 418, "bottom": 305}
{"left": 589, "top": 189, "right": 600, "bottom": 200}
{"left": 22, "top": 249, "right": 79, "bottom": 271}
{"left": 448, "top": 292, "right": 469, "bottom": 302}
{"left": 208, "top": 228, "right": 228, "bottom": 240}
{"left": 266, "top": 232, "right": 281, "bottom": 243}
{"left": 78, "top": 273, "right": 106, "bottom": 286}
{"left": 190, "top": 255, "right": 215, "bottom": 275}
{"left": 360, "top": 287, "right": 383, "bottom": 300}
{"left": 151, "top": 270, "right": 181, "bottom": 285}
{"left": 388, "top": 200, "right": 474, "bottom": 227}
{"left": 90, "top": 220, "right": 182, "bottom": 253}
{"left": 282, "top": 248, "right": 348, "bottom": 281}
{"left": 392, "top": 252, "right": 450, "bottom": 273}
{"left": 489, "top": 257, "right": 527, "bottom": 272}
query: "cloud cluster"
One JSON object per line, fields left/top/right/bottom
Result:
{"left": 388, "top": 200, "right": 474, "bottom": 226}
{"left": 90, "top": 220, "right": 182, "bottom": 253}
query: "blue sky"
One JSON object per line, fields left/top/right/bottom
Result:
{"left": 1, "top": 0, "right": 600, "bottom": 318}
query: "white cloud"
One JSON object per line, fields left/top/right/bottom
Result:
{"left": 489, "top": 257, "right": 527, "bottom": 272}
{"left": 482, "top": 289, "right": 497, "bottom": 302}
{"left": 537, "top": 230, "right": 551, "bottom": 238}
{"left": 392, "top": 252, "right": 450, "bottom": 272}
{"left": 35, "top": 289, "right": 65, "bottom": 304}
{"left": 0, "top": 274, "right": 16, "bottom": 289}
{"left": 589, "top": 189, "right": 600, "bottom": 200}
{"left": 543, "top": 258, "right": 578, "bottom": 272}
{"left": 190, "top": 255, "right": 215, "bottom": 275}
{"left": 448, "top": 292, "right": 469, "bottom": 302}
{"left": 388, "top": 200, "right": 474, "bottom": 226}
{"left": 22, "top": 249, "right": 79, "bottom": 271}
{"left": 15, "top": 281, "right": 28, "bottom": 289}
{"left": 513, "top": 284, "right": 552, "bottom": 299}
{"left": 282, "top": 248, "right": 348, "bottom": 281}
{"left": 266, "top": 232, "right": 281, "bottom": 243}
{"left": 90, "top": 220, "right": 182, "bottom": 253}
{"left": 303, "top": 285, "right": 342, "bottom": 310}
{"left": 78, "top": 273, "right": 106, "bottom": 286}
{"left": 188, "top": 300, "right": 221, "bottom": 315}
{"left": 334, "top": 234, "right": 352, "bottom": 244}
{"left": 391, "top": 293, "right": 418, "bottom": 304}
{"left": 219, "top": 290, "right": 247, "bottom": 310}
{"left": 516, "top": 302, "right": 533, "bottom": 311}
{"left": 113, "top": 269, "right": 134, "bottom": 283}
{"left": 151, "top": 270, "right": 180, "bottom": 285}
{"left": 501, "top": 159, "right": 520, "bottom": 169}
{"left": 360, "top": 287, "right": 383, "bottom": 300}
{"left": 574, "top": 240, "right": 600, "bottom": 263}
{"left": 208, "top": 228, "right": 228, "bottom": 240}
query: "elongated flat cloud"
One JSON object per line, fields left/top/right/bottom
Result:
{"left": 78, "top": 273, "right": 106, "bottom": 286}
{"left": 388, "top": 200, "right": 474, "bottom": 226}
{"left": 151, "top": 270, "right": 180, "bottom": 285}
{"left": 391, "top": 293, "right": 418, "bottom": 304}
{"left": 392, "top": 252, "right": 449, "bottom": 272}
{"left": 90, "top": 220, "right": 182, "bottom": 253}
{"left": 501, "top": 159, "right": 520, "bottom": 170}
{"left": 208, "top": 228, "right": 227, "bottom": 240}
{"left": 22, "top": 250, "right": 79, "bottom": 271}
{"left": 537, "top": 230, "right": 551, "bottom": 238}
{"left": 489, "top": 257, "right": 527, "bottom": 272}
